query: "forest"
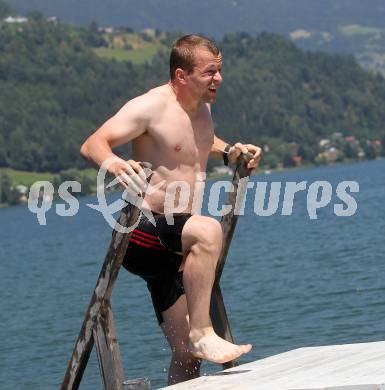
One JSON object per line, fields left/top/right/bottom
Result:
{"left": 1, "top": 7, "right": 385, "bottom": 204}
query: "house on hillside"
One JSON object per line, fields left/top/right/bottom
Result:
{"left": 319, "top": 138, "right": 331, "bottom": 150}
{"left": 99, "top": 26, "right": 114, "bottom": 34}
{"left": 4, "top": 16, "right": 28, "bottom": 23}
{"left": 46, "top": 16, "right": 58, "bottom": 24}
{"left": 331, "top": 132, "right": 343, "bottom": 141}
{"left": 316, "top": 147, "right": 339, "bottom": 164}
{"left": 344, "top": 135, "right": 358, "bottom": 145}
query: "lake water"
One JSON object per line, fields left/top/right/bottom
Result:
{"left": 1, "top": 159, "right": 384, "bottom": 389}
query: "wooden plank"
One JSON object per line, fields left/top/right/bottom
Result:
{"left": 210, "top": 153, "right": 253, "bottom": 369}
{"left": 216, "top": 153, "right": 253, "bottom": 280}
{"left": 61, "top": 203, "right": 141, "bottom": 389}
{"left": 210, "top": 284, "right": 235, "bottom": 344}
{"left": 94, "top": 302, "right": 125, "bottom": 390}
{"left": 296, "top": 385, "right": 385, "bottom": 390}
{"left": 61, "top": 163, "right": 152, "bottom": 390}
{"left": 235, "top": 343, "right": 385, "bottom": 382}
{"left": 160, "top": 341, "right": 385, "bottom": 390}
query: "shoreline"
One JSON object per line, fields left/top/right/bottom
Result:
{"left": 1, "top": 158, "right": 383, "bottom": 209}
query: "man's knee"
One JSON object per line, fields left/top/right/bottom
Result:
{"left": 182, "top": 216, "right": 222, "bottom": 254}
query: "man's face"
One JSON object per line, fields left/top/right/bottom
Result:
{"left": 186, "top": 48, "right": 223, "bottom": 103}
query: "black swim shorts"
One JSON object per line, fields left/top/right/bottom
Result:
{"left": 122, "top": 211, "right": 192, "bottom": 325}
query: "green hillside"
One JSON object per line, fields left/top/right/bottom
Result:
{"left": 92, "top": 30, "right": 168, "bottom": 64}
{"left": 0, "top": 16, "right": 385, "bottom": 176}
{"left": 6, "top": 0, "right": 385, "bottom": 74}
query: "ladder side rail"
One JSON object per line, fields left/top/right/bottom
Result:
{"left": 62, "top": 162, "right": 152, "bottom": 390}
{"left": 210, "top": 153, "right": 253, "bottom": 369}
{"left": 94, "top": 302, "right": 125, "bottom": 390}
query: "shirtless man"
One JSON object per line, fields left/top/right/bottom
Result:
{"left": 80, "top": 34, "right": 262, "bottom": 384}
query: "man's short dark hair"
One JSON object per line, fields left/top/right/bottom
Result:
{"left": 169, "top": 34, "right": 220, "bottom": 80}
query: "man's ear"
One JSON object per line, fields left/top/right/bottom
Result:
{"left": 175, "top": 68, "right": 187, "bottom": 85}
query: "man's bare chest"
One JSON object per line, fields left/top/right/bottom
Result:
{"left": 149, "top": 109, "right": 214, "bottom": 161}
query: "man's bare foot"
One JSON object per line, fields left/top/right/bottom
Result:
{"left": 189, "top": 328, "right": 252, "bottom": 364}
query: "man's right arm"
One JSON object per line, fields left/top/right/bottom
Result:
{"left": 80, "top": 93, "right": 157, "bottom": 189}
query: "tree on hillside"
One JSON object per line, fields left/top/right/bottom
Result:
{"left": 0, "top": 171, "right": 17, "bottom": 204}
{"left": 0, "top": 0, "right": 13, "bottom": 18}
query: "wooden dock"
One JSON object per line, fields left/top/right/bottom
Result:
{"left": 161, "top": 341, "right": 385, "bottom": 390}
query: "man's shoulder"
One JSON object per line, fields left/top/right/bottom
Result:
{"left": 129, "top": 85, "right": 169, "bottom": 112}
{"left": 145, "top": 84, "right": 172, "bottom": 107}
{"left": 119, "top": 84, "right": 169, "bottom": 120}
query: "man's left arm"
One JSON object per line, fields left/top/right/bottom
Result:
{"left": 211, "top": 135, "right": 262, "bottom": 169}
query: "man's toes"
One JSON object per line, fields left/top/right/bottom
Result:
{"left": 243, "top": 344, "right": 252, "bottom": 353}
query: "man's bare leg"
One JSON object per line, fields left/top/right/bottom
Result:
{"left": 161, "top": 295, "right": 201, "bottom": 385}
{"left": 181, "top": 216, "right": 252, "bottom": 364}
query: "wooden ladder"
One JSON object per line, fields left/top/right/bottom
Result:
{"left": 61, "top": 155, "right": 252, "bottom": 390}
